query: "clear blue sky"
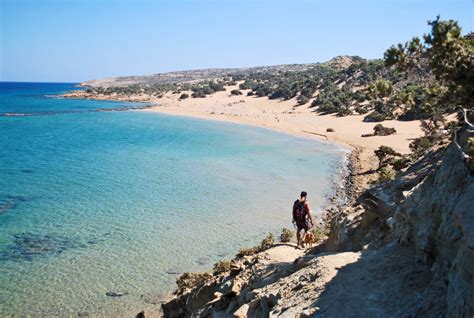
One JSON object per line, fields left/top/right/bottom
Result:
{"left": 1, "top": 0, "right": 472, "bottom": 82}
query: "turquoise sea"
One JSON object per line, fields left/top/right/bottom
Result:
{"left": 0, "top": 82, "right": 347, "bottom": 316}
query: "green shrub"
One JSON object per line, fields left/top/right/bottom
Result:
{"left": 203, "top": 86, "right": 215, "bottom": 95}
{"left": 337, "top": 107, "right": 352, "bottom": 117}
{"left": 280, "top": 228, "right": 293, "bottom": 243}
{"left": 236, "top": 247, "right": 258, "bottom": 258}
{"left": 179, "top": 93, "right": 189, "bottom": 100}
{"left": 311, "top": 228, "right": 328, "bottom": 242}
{"left": 269, "top": 85, "right": 293, "bottom": 100}
{"left": 374, "top": 145, "right": 401, "bottom": 168}
{"left": 366, "top": 79, "right": 392, "bottom": 99}
{"left": 355, "top": 105, "right": 369, "bottom": 114}
{"left": 213, "top": 260, "right": 232, "bottom": 274}
{"left": 353, "top": 90, "right": 367, "bottom": 102}
{"left": 409, "top": 136, "right": 435, "bottom": 156}
{"left": 378, "top": 166, "right": 396, "bottom": 181}
{"left": 230, "top": 89, "right": 243, "bottom": 96}
{"left": 239, "top": 79, "right": 256, "bottom": 90}
{"left": 192, "top": 90, "right": 206, "bottom": 98}
{"left": 364, "top": 111, "right": 386, "bottom": 122}
{"left": 392, "top": 157, "right": 411, "bottom": 171}
{"left": 444, "top": 121, "right": 459, "bottom": 131}
{"left": 209, "top": 81, "right": 226, "bottom": 92}
{"left": 374, "top": 145, "right": 400, "bottom": 161}
{"left": 260, "top": 233, "right": 275, "bottom": 250}
{"left": 176, "top": 272, "right": 212, "bottom": 291}
{"left": 297, "top": 95, "right": 309, "bottom": 105}
{"left": 467, "top": 137, "right": 474, "bottom": 170}
{"left": 373, "top": 124, "right": 396, "bottom": 136}
{"left": 318, "top": 103, "right": 340, "bottom": 114}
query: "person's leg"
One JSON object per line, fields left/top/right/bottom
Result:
{"left": 296, "top": 228, "right": 301, "bottom": 247}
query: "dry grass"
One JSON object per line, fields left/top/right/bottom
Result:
{"left": 260, "top": 233, "right": 275, "bottom": 249}
{"left": 213, "top": 260, "right": 232, "bottom": 274}
{"left": 236, "top": 246, "right": 259, "bottom": 258}
{"left": 176, "top": 272, "right": 212, "bottom": 292}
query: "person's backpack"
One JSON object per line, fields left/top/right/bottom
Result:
{"left": 293, "top": 200, "right": 307, "bottom": 223}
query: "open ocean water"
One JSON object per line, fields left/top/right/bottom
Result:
{"left": 0, "top": 82, "right": 348, "bottom": 316}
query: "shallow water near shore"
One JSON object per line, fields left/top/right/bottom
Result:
{"left": 0, "top": 82, "right": 347, "bottom": 316}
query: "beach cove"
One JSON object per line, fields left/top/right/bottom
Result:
{"left": 66, "top": 80, "right": 426, "bottom": 193}
{"left": 0, "top": 82, "right": 348, "bottom": 316}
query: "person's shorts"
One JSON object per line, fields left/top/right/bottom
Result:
{"left": 296, "top": 222, "right": 308, "bottom": 232}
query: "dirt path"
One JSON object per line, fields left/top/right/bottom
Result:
{"left": 250, "top": 245, "right": 443, "bottom": 317}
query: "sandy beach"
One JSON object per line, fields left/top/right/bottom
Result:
{"left": 64, "top": 83, "right": 426, "bottom": 189}
{"left": 147, "top": 86, "right": 427, "bottom": 188}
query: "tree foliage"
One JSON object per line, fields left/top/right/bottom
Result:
{"left": 385, "top": 16, "right": 473, "bottom": 113}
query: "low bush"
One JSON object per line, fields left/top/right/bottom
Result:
{"left": 203, "top": 86, "right": 215, "bottom": 95}
{"left": 213, "top": 260, "right": 232, "bottom": 274}
{"left": 230, "top": 89, "right": 242, "bottom": 96}
{"left": 467, "top": 137, "right": 474, "bottom": 170}
{"left": 176, "top": 272, "right": 212, "bottom": 291}
{"left": 311, "top": 228, "right": 328, "bottom": 242}
{"left": 318, "top": 103, "right": 340, "bottom": 114}
{"left": 392, "top": 157, "right": 411, "bottom": 171}
{"left": 378, "top": 166, "right": 396, "bottom": 181}
{"left": 260, "top": 233, "right": 275, "bottom": 250}
{"left": 337, "top": 107, "right": 352, "bottom": 117}
{"left": 236, "top": 246, "right": 258, "bottom": 258}
{"left": 374, "top": 145, "right": 401, "bottom": 168}
{"left": 373, "top": 124, "right": 396, "bottom": 136}
{"left": 409, "top": 136, "right": 436, "bottom": 157}
{"left": 280, "top": 228, "right": 293, "bottom": 243}
{"left": 364, "top": 111, "right": 386, "bottom": 122}
{"left": 179, "top": 93, "right": 189, "bottom": 100}
{"left": 192, "top": 90, "right": 206, "bottom": 98}
{"left": 355, "top": 105, "right": 369, "bottom": 114}
{"left": 297, "top": 95, "right": 309, "bottom": 105}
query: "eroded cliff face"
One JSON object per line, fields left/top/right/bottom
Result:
{"left": 158, "top": 125, "right": 473, "bottom": 318}
{"left": 393, "top": 126, "right": 474, "bottom": 317}
{"left": 339, "top": 124, "right": 474, "bottom": 317}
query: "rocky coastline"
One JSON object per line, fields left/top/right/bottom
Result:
{"left": 137, "top": 124, "right": 473, "bottom": 317}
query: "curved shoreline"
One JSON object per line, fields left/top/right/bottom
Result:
{"left": 59, "top": 89, "right": 424, "bottom": 316}
{"left": 60, "top": 88, "right": 426, "bottom": 232}
{"left": 62, "top": 87, "right": 419, "bottom": 196}
{"left": 62, "top": 90, "right": 357, "bottom": 221}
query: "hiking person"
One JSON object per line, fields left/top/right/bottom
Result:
{"left": 292, "top": 191, "right": 314, "bottom": 247}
